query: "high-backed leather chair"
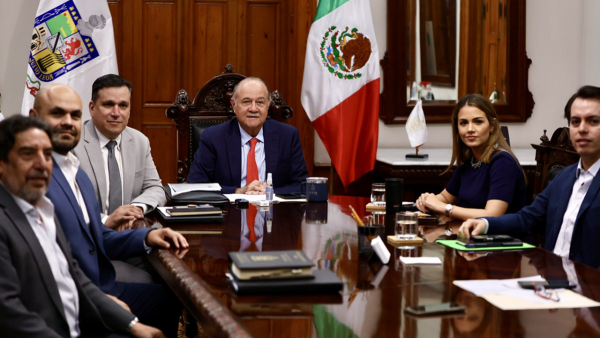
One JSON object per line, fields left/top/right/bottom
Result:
{"left": 530, "top": 127, "right": 579, "bottom": 247}
{"left": 531, "top": 127, "right": 579, "bottom": 199}
{"left": 166, "top": 64, "right": 293, "bottom": 183}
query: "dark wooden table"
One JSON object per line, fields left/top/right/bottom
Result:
{"left": 147, "top": 196, "right": 600, "bottom": 338}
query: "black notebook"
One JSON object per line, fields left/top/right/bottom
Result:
{"left": 158, "top": 208, "right": 223, "bottom": 224}
{"left": 226, "top": 269, "right": 343, "bottom": 295}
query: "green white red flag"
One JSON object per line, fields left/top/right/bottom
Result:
{"left": 301, "top": 0, "right": 380, "bottom": 189}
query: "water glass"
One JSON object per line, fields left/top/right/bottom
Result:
{"left": 395, "top": 212, "right": 418, "bottom": 240}
{"left": 371, "top": 211, "right": 385, "bottom": 225}
{"left": 371, "top": 183, "right": 386, "bottom": 206}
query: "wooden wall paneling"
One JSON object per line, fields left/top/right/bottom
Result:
{"left": 141, "top": 0, "right": 181, "bottom": 106}
{"left": 107, "top": 1, "right": 124, "bottom": 74}
{"left": 284, "top": 0, "right": 316, "bottom": 176}
{"left": 143, "top": 125, "right": 178, "bottom": 187}
{"left": 132, "top": 0, "right": 182, "bottom": 183}
{"left": 245, "top": 1, "right": 280, "bottom": 89}
{"left": 185, "top": 0, "right": 234, "bottom": 96}
{"left": 109, "top": 0, "right": 135, "bottom": 108}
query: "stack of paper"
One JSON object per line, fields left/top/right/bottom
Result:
{"left": 168, "top": 183, "right": 221, "bottom": 196}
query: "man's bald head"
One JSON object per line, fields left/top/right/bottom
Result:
{"left": 29, "top": 84, "right": 83, "bottom": 155}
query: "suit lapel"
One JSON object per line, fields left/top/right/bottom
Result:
{"left": 263, "top": 119, "right": 279, "bottom": 178}
{"left": 0, "top": 186, "right": 67, "bottom": 323}
{"left": 227, "top": 120, "right": 242, "bottom": 186}
{"left": 121, "top": 128, "right": 135, "bottom": 203}
{"left": 76, "top": 170, "right": 107, "bottom": 254}
{"left": 83, "top": 122, "right": 107, "bottom": 208}
{"left": 575, "top": 169, "right": 600, "bottom": 222}
{"left": 51, "top": 159, "right": 92, "bottom": 238}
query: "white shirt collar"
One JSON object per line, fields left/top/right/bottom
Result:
{"left": 11, "top": 191, "right": 55, "bottom": 220}
{"left": 239, "top": 124, "right": 264, "bottom": 146}
{"left": 576, "top": 157, "right": 600, "bottom": 178}
{"left": 52, "top": 151, "right": 80, "bottom": 171}
{"left": 95, "top": 126, "right": 122, "bottom": 149}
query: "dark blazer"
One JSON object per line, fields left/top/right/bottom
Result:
{"left": 0, "top": 184, "right": 134, "bottom": 337}
{"left": 487, "top": 164, "right": 600, "bottom": 269}
{"left": 187, "top": 118, "right": 308, "bottom": 194}
{"left": 46, "top": 158, "right": 151, "bottom": 293}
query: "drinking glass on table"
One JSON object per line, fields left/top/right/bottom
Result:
{"left": 371, "top": 183, "right": 386, "bottom": 206}
{"left": 396, "top": 212, "right": 418, "bottom": 240}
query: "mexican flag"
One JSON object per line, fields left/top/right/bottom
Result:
{"left": 301, "top": 0, "right": 380, "bottom": 189}
{"left": 22, "top": 0, "right": 118, "bottom": 120}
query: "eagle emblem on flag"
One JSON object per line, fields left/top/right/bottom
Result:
{"left": 319, "top": 26, "right": 372, "bottom": 80}
{"left": 27, "top": 1, "right": 105, "bottom": 85}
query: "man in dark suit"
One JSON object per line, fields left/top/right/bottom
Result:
{"left": 187, "top": 77, "right": 308, "bottom": 194}
{"left": 0, "top": 115, "right": 163, "bottom": 337}
{"left": 459, "top": 86, "right": 600, "bottom": 269}
{"left": 29, "top": 84, "right": 187, "bottom": 337}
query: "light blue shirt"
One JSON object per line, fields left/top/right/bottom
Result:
{"left": 239, "top": 125, "right": 266, "bottom": 187}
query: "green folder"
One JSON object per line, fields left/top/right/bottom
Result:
{"left": 436, "top": 239, "right": 536, "bottom": 251}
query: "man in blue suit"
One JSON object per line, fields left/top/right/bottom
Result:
{"left": 187, "top": 77, "right": 308, "bottom": 194}
{"left": 30, "top": 83, "right": 187, "bottom": 337}
{"left": 459, "top": 86, "right": 600, "bottom": 269}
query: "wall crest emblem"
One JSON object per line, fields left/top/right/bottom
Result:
{"left": 319, "top": 26, "right": 372, "bottom": 80}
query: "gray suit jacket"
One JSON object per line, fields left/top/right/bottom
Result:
{"left": 74, "top": 120, "right": 166, "bottom": 217}
{"left": 0, "top": 185, "right": 134, "bottom": 337}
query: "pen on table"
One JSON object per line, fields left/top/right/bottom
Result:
{"left": 349, "top": 205, "right": 365, "bottom": 226}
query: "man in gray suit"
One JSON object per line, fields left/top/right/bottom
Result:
{"left": 0, "top": 115, "right": 163, "bottom": 337}
{"left": 74, "top": 74, "right": 166, "bottom": 230}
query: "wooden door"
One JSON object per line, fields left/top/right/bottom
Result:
{"left": 481, "top": 0, "right": 507, "bottom": 99}
{"left": 108, "top": 0, "right": 316, "bottom": 184}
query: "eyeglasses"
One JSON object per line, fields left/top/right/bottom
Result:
{"left": 532, "top": 282, "right": 560, "bottom": 302}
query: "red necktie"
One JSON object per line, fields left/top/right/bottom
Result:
{"left": 247, "top": 204, "right": 257, "bottom": 243}
{"left": 247, "top": 138, "right": 259, "bottom": 184}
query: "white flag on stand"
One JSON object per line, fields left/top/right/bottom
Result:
{"left": 405, "top": 99, "right": 428, "bottom": 148}
{"left": 22, "top": 0, "right": 118, "bottom": 120}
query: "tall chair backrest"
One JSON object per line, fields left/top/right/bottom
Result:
{"left": 531, "top": 127, "right": 579, "bottom": 246}
{"left": 166, "top": 64, "right": 293, "bottom": 182}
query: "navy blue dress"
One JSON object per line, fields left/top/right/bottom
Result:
{"left": 445, "top": 151, "right": 527, "bottom": 214}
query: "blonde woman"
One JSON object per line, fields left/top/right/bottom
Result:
{"left": 416, "top": 94, "right": 526, "bottom": 220}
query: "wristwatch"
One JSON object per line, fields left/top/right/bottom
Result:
{"left": 127, "top": 317, "right": 139, "bottom": 332}
{"left": 445, "top": 204, "right": 454, "bottom": 217}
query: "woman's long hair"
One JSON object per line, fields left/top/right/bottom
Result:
{"left": 443, "top": 94, "right": 520, "bottom": 175}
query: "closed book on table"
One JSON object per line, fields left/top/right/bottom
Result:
{"left": 166, "top": 206, "right": 222, "bottom": 216}
{"left": 226, "top": 269, "right": 343, "bottom": 295}
{"left": 229, "top": 250, "right": 314, "bottom": 280}
{"left": 157, "top": 207, "right": 224, "bottom": 224}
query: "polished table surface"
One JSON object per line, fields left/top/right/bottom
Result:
{"left": 147, "top": 196, "right": 600, "bottom": 338}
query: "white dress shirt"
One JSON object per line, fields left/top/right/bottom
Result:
{"left": 95, "top": 127, "right": 147, "bottom": 219}
{"left": 12, "top": 194, "right": 80, "bottom": 337}
{"left": 239, "top": 125, "right": 266, "bottom": 187}
{"left": 553, "top": 159, "right": 600, "bottom": 258}
{"left": 53, "top": 151, "right": 90, "bottom": 225}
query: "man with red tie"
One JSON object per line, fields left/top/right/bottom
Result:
{"left": 187, "top": 77, "right": 308, "bottom": 194}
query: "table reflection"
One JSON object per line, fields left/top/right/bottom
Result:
{"left": 149, "top": 196, "right": 600, "bottom": 338}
